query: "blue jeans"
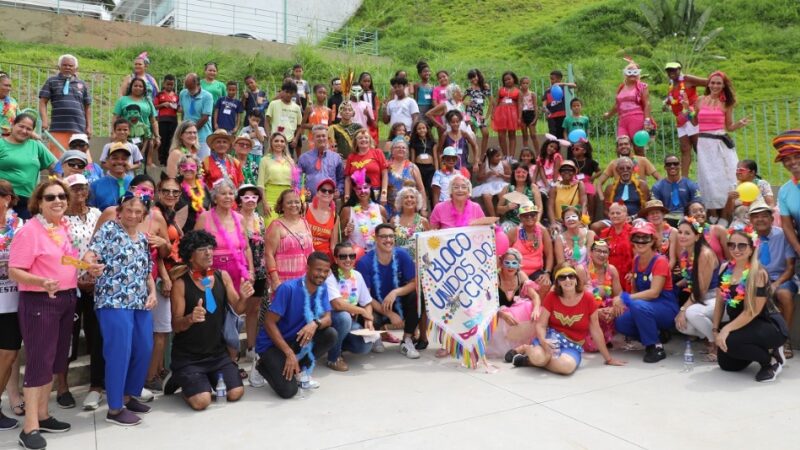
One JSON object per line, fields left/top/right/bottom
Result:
{"left": 615, "top": 295, "right": 678, "bottom": 346}
{"left": 328, "top": 311, "right": 373, "bottom": 362}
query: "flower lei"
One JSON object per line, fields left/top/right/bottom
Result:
{"left": 296, "top": 281, "right": 325, "bottom": 374}
{"left": 353, "top": 203, "right": 380, "bottom": 247}
{"left": 0, "top": 213, "right": 19, "bottom": 252}
{"left": 719, "top": 260, "right": 749, "bottom": 309}
{"left": 182, "top": 179, "right": 206, "bottom": 213}
{"left": 588, "top": 261, "right": 612, "bottom": 306}
{"left": 678, "top": 250, "right": 692, "bottom": 293}
{"left": 338, "top": 269, "right": 358, "bottom": 305}
{"left": 519, "top": 223, "right": 541, "bottom": 249}
{"left": 727, "top": 223, "right": 759, "bottom": 248}
{"left": 667, "top": 75, "right": 686, "bottom": 105}
{"left": 210, "top": 208, "right": 250, "bottom": 281}
{"left": 374, "top": 249, "right": 402, "bottom": 315}
{"left": 34, "top": 214, "right": 77, "bottom": 257}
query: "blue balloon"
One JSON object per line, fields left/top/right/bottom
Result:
{"left": 568, "top": 129, "right": 587, "bottom": 144}
{"left": 551, "top": 85, "right": 564, "bottom": 101}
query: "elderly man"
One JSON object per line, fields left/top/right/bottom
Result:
{"left": 38, "top": 54, "right": 92, "bottom": 158}
{"left": 165, "top": 230, "right": 253, "bottom": 410}
{"left": 595, "top": 135, "right": 660, "bottom": 200}
{"left": 255, "top": 252, "right": 337, "bottom": 399}
{"left": 651, "top": 154, "right": 701, "bottom": 225}
{"left": 179, "top": 73, "right": 213, "bottom": 159}
{"left": 297, "top": 125, "right": 344, "bottom": 199}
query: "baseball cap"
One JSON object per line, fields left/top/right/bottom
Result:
{"left": 59, "top": 150, "right": 88, "bottom": 164}
{"left": 664, "top": 62, "right": 682, "bottom": 70}
{"left": 64, "top": 173, "right": 88, "bottom": 187}
{"left": 108, "top": 142, "right": 132, "bottom": 156}
{"left": 631, "top": 220, "right": 657, "bottom": 236}
{"left": 442, "top": 146, "right": 458, "bottom": 157}
{"left": 68, "top": 133, "right": 89, "bottom": 144}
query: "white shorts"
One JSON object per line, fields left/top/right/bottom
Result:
{"left": 677, "top": 121, "right": 699, "bottom": 138}
{"left": 152, "top": 288, "right": 172, "bottom": 333}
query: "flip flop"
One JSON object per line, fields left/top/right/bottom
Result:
{"left": 11, "top": 401, "right": 25, "bottom": 417}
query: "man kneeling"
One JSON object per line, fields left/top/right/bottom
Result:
{"left": 166, "top": 230, "right": 254, "bottom": 410}
{"left": 256, "top": 252, "right": 337, "bottom": 399}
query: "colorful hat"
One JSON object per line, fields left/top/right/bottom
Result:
{"left": 63, "top": 173, "right": 88, "bottom": 187}
{"left": 518, "top": 202, "right": 538, "bottom": 215}
{"left": 772, "top": 129, "right": 800, "bottom": 162}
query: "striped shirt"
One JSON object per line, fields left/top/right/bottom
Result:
{"left": 38, "top": 74, "right": 92, "bottom": 133}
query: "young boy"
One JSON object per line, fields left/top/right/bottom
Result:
{"left": 154, "top": 74, "right": 179, "bottom": 165}
{"left": 292, "top": 64, "right": 310, "bottom": 111}
{"left": 328, "top": 77, "right": 343, "bottom": 124}
{"left": 100, "top": 118, "right": 143, "bottom": 176}
{"left": 431, "top": 146, "right": 470, "bottom": 206}
{"left": 213, "top": 81, "right": 244, "bottom": 134}
{"left": 241, "top": 75, "right": 268, "bottom": 126}
{"left": 563, "top": 98, "right": 590, "bottom": 138}
{"left": 542, "top": 70, "right": 577, "bottom": 139}
{"left": 239, "top": 111, "right": 267, "bottom": 157}
{"left": 265, "top": 80, "right": 303, "bottom": 157}
{"left": 382, "top": 77, "right": 419, "bottom": 131}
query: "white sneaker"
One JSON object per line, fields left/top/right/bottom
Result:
{"left": 400, "top": 340, "right": 420, "bottom": 359}
{"left": 83, "top": 391, "right": 103, "bottom": 410}
{"left": 246, "top": 348, "right": 258, "bottom": 363}
{"left": 372, "top": 340, "right": 386, "bottom": 353}
{"left": 135, "top": 388, "right": 154, "bottom": 403}
{"left": 297, "top": 371, "right": 320, "bottom": 389}
{"left": 249, "top": 360, "right": 266, "bottom": 388}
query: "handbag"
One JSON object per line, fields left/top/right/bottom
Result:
{"left": 764, "top": 295, "right": 790, "bottom": 339}
{"left": 223, "top": 303, "right": 244, "bottom": 350}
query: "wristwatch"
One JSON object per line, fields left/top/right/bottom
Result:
{"left": 313, "top": 319, "right": 321, "bottom": 327}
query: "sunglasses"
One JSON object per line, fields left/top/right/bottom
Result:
{"left": 42, "top": 193, "right": 68, "bottom": 202}
{"left": 726, "top": 242, "right": 751, "bottom": 252}
{"left": 336, "top": 253, "right": 357, "bottom": 260}
{"left": 160, "top": 189, "right": 181, "bottom": 197}
{"left": 520, "top": 213, "right": 537, "bottom": 220}
{"left": 664, "top": 162, "right": 680, "bottom": 168}
{"left": 502, "top": 260, "right": 520, "bottom": 269}
{"left": 70, "top": 184, "right": 88, "bottom": 192}
{"left": 66, "top": 161, "right": 86, "bottom": 169}
{"left": 624, "top": 69, "right": 641, "bottom": 76}
{"left": 319, "top": 188, "right": 335, "bottom": 195}
{"left": 631, "top": 238, "right": 653, "bottom": 245}
{"left": 180, "top": 164, "right": 198, "bottom": 171}
{"left": 557, "top": 273, "right": 577, "bottom": 281}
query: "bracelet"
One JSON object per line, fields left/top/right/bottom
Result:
{"left": 712, "top": 327, "right": 720, "bottom": 333}
{"left": 268, "top": 267, "right": 278, "bottom": 274}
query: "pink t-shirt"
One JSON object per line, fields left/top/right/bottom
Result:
{"left": 430, "top": 200, "right": 485, "bottom": 229}
{"left": 615, "top": 82, "right": 646, "bottom": 118}
{"left": 9, "top": 219, "right": 78, "bottom": 292}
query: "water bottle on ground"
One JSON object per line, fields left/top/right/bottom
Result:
{"left": 299, "top": 370, "right": 312, "bottom": 389}
{"left": 683, "top": 339, "right": 695, "bottom": 372}
{"left": 215, "top": 372, "right": 227, "bottom": 404}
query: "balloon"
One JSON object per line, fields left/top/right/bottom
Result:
{"left": 633, "top": 130, "right": 650, "bottom": 147}
{"left": 551, "top": 85, "right": 563, "bottom": 101}
{"left": 568, "top": 129, "right": 587, "bottom": 144}
{"left": 736, "top": 181, "right": 759, "bottom": 203}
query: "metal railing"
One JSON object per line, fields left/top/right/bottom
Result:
{"left": 0, "top": 0, "right": 111, "bottom": 19}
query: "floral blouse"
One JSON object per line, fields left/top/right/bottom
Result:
{"left": 89, "top": 221, "right": 151, "bottom": 310}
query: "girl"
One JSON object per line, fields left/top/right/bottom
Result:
{"left": 358, "top": 72, "right": 380, "bottom": 145}
{"left": 519, "top": 77, "right": 539, "bottom": 153}
{"left": 686, "top": 200, "right": 731, "bottom": 263}
{"left": 409, "top": 120, "right": 436, "bottom": 207}
{"left": 413, "top": 61, "right": 434, "bottom": 122}
{"left": 723, "top": 159, "right": 775, "bottom": 224}
{"left": 492, "top": 71, "right": 521, "bottom": 159}
{"left": 465, "top": 69, "right": 492, "bottom": 153}
{"left": 471, "top": 147, "right": 510, "bottom": 217}
{"left": 302, "top": 84, "right": 331, "bottom": 150}
{"left": 569, "top": 140, "right": 600, "bottom": 220}
{"left": 438, "top": 110, "right": 478, "bottom": 175}
{"left": 384, "top": 122, "right": 407, "bottom": 159}
{"left": 534, "top": 137, "right": 563, "bottom": 192}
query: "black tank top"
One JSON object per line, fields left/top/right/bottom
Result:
{"left": 172, "top": 271, "right": 227, "bottom": 361}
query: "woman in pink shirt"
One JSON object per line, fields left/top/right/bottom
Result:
{"left": 9, "top": 179, "right": 103, "bottom": 447}
{"left": 603, "top": 62, "right": 652, "bottom": 155}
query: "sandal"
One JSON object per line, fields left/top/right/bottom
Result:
{"left": 238, "top": 367, "right": 248, "bottom": 380}
{"left": 11, "top": 401, "right": 24, "bottom": 417}
{"left": 785, "top": 345, "right": 794, "bottom": 360}
{"left": 705, "top": 353, "right": 718, "bottom": 363}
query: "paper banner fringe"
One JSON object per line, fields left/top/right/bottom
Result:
{"left": 428, "top": 314, "right": 498, "bottom": 369}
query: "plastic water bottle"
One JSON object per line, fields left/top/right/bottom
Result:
{"left": 683, "top": 340, "right": 695, "bottom": 372}
{"left": 299, "top": 370, "right": 312, "bottom": 389}
{"left": 215, "top": 372, "right": 227, "bottom": 403}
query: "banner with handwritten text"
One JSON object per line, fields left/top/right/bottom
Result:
{"left": 416, "top": 226, "right": 499, "bottom": 368}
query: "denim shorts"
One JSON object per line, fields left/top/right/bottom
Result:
{"left": 533, "top": 337, "right": 582, "bottom": 366}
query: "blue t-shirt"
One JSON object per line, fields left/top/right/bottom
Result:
{"left": 54, "top": 161, "right": 104, "bottom": 184}
{"left": 255, "top": 277, "right": 331, "bottom": 353}
{"left": 356, "top": 248, "right": 416, "bottom": 301}
{"left": 214, "top": 96, "right": 244, "bottom": 133}
{"left": 651, "top": 177, "right": 701, "bottom": 214}
{"left": 779, "top": 180, "right": 800, "bottom": 235}
{"left": 89, "top": 175, "right": 132, "bottom": 211}
{"left": 761, "top": 226, "right": 797, "bottom": 281}
{"left": 179, "top": 88, "right": 213, "bottom": 145}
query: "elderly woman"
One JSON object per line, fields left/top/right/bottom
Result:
{"left": 0, "top": 181, "right": 23, "bottom": 428}
{"left": 84, "top": 191, "right": 156, "bottom": 426}
{"left": 506, "top": 203, "right": 553, "bottom": 299}
{"left": 603, "top": 157, "right": 649, "bottom": 218}
{"left": 600, "top": 202, "right": 634, "bottom": 292}
{"left": 9, "top": 179, "right": 101, "bottom": 448}
{"left": 176, "top": 154, "right": 210, "bottom": 232}
{"left": 341, "top": 170, "right": 388, "bottom": 257}
{"left": 344, "top": 129, "right": 388, "bottom": 204}
{"left": 112, "top": 78, "right": 160, "bottom": 167}
{"left": 165, "top": 121, "right": 200, "bottom": 178}
{"left": 232, "top": 136, "right": 260, "bottom": 186}
{"left": 265, "top": 189, "right": 314, "bottom": 291}
{"left": 257, "top": 132, "right": 294, "bottom": 222}
{"left": 507, "top": 263, "right": 625, "bottom": 374}
{"left": 386, "top": 137, "right": 426, "bottom": 217}
{"left": 613, "top": 222, "right": 679, "bottom": 363}
{"left": 306, "top": 178, "right": 338, "bottom": 260}
{"left": 584, "top": 240, "right": 623, "bottom": 352}
{"left": 497, "top": 162, "right": 544, "bottom": 231}
{"left": 0, "top": 114, "right": 57, "bottom": 219}
{"left": 603, "top": 62, "right": 652, "bottom": 155}
{"left": 202, "top": 130, "right": 244, "bottom": 188}
{"left": 119, "top": 52, "right": 159, "bottom": 99}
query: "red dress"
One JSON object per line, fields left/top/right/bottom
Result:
{"left": 492, "top": 87, "right": 520, "bottom": 132}
{"left": 600, "top": 223, "right": 634, "bottom": 292}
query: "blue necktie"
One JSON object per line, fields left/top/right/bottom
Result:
{"left": 671, "top": 182, "right": 680, "bottom": 208}
{"left": 202, "top": 276, "right": 217, "bottom": 313}
{"left": 621, "top": 183, "right": 630, "bottom": 202}
{"left": 759, "top": 236, "right": 772, "bottom": 267}
{"left": 62, "top": 79, "right": 70, "bottom": 95}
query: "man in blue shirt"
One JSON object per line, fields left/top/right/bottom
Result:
{"left": 179, "top": 73, "right": 213, "bottom": 159}
{"left": 651, "top": 154, "right": 700, "bottom": 225}
{"left": 297, "top": 125, "right": 344, "bottom": 198}
{"left": 89, "top": 143, "right": 132, "bottom": 211}
{"left": 255, "top": 252, "right": 336, "bottom": 399}
{"left": 355, "top": 223, "right": 420, "bottom": 359}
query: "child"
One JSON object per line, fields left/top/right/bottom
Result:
{"left": 302, "top": 83, "right": 332, "bottom": 152}
{"left": 569, "top": 139, "right": 600, "bottom": 219}
{"left": 535, "top": 137, "right": 563, "bottom": 191}
{"left": 431, "top": 146, "right": 469, "bottom": 206}
{"left": 472, "top": 147, "right": 511, "bottom": 217}
{"left": 328, "top": 77, "right": 343, "bottom": 124}
{"left": 519, "top": 76, "right": 540, "bottom": 154}
{"left": 241, "top": 75, "right": 268, "bottom": 126}
{"left": 384, "top": 123, "right": 408, "bottom": 158}
{"left": 465, "top": 68, "right": 492, "bottom": 154}
{"left": 292, "top": 63, "right": 310, "bottom": 111}
{"left": 414, "top": 61, "right": 434, "bottom": 122}
{"left": 542, "top": 70, "right": 577, "bottom": 139}
{"left": 239, "top": 111, "right": 267, "bottom": 158}
{"left": 430, "top": 70, "right": 450, "bottom": 135}
{"left": 518, "top": 147, "right": 537, "bottom": 181}
{"left": 265, "top": 80, "right": 303, "bottom": 157}
{"left": 440, "top": 110, "right": 478, "bottom": 175}
{"left": 154, "top": 74, "right": 179, "bottom": 166}
{"left": 563, "top": 98, "right": 590, "bottom": 140}
{"left": 382, "top": 77, "right": 419, "bottom": 132}
{"left": 358, "top": 71, "right": 380, "bottom": 145}
{"left": 213, "top": 80, "right": 244, "bottom": 134}
{"left": 100, "top": 118, "right": 144, "bottom": 176}
{"left": 492, "top": 71, "right": 520, "bottom": 159}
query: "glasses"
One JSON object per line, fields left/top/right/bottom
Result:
{"left": 66, "top": 161, "right": 86, "bottom": 169}
{"left": 235, "top": 142, "right": 252, "bottom": 147}
{"left": 617, "top": 166, "right": 633, "bottom": 172}
{"left": 70, "top": 184, "right": 88, "bottom": 192}
{"left": 664, "top": 162, "right": 680, "bottom": 168}
{"left": 631, "top": 238, "right": 653, "bottom": 245}
{"left": 71, "top": 143, "right": 89, "bottom": 148}
{"left": 559, "top": 167, "right": 575, "bottom": 173}
{"left": 557, "top": 273, "right": 577, "bottom": 281}
{"left": 520, "top": 213, "right": 537, "bottom": 220}
{"left": 319, "top": 188, "right": 335, "bottom": 195}
{"left": 160, "top": 189, "right": 181, "bottom": 197}
{"left": 336, "top": 253, "right": 357, "bottom": 260}
{"left": 180, "top": 164, "right": 198, "bottom": 171}
{"left": 727, "top": 242, "right": 751, "bottom": 252}
{"left": 42, "top": 193, "right": 68, "bottom": 202}
{"left": 376, "top": 234, "right": 395, "bottom": 240}
{"left": 502, "top": 260, "right": 520, "bottom": 269}
{"left": 592, "top": 249, "right": 610, "bottom": 255}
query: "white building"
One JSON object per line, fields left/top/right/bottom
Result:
{"left": 0, "top": 0, "right": 113, "bottom": 19}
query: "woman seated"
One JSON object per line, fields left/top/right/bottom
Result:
{"left": 486, "top": 249, "right": 541, "bottom": 358}
{"left": 639, "top": 199, "right": 677, "bottom": 269}
{"left": 585, "top": 240, "right": 623, "bottom": 352}
{"left": 614, "top": 222, "right": 678, "bottom": 363}
{"left": 713, "top": 228, "right": 787, "bottom": 382}
{"left": 505, "top": 203, "right": 553, "bottom": 298}
{"left": 554, "top": 205, "right": 594, "bottom": 279}
{"left": 674, "top": 217, "right": 721, "bottom": 360}
{"left": 496, "top": 162, "right": 543, "bottom": 232}
{"left": 506, "top": 263, "right": 625, "bottom": 375}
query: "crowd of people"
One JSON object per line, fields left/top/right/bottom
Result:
{"left": 0, "top": 52, "right": 798, "bottom": 450}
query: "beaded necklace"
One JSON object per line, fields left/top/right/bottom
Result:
{"left": 338, "top": 269, "right": 358, "bottom": 305}
{"left": 719, "top": 260, "right": 749, "bottom": 309}
{"left": 519, "top": 223, "right": 541, "bottom": 249}
{"left": 667, "top": 75, "right": 686, "bottom": 105}
{"left": 374, "top": 250, "right": 402, "bottom": 315}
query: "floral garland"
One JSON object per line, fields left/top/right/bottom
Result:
{"left": 667, "top": 75, "right": 686, "bottom": 105}
{"left": 374, "top": 249, "right": 402, "bottom": 316}
{"left": 182, "top": 179, "right": 206, "bottom": 214}
{"left": 353, "top": 203, "right": 380, "bottom": 247}
{"left": 719, "top": 260, "right": 749, "bottom": 309}
{"left": 210, "top": 208, "right": 250, "bottom": 281}
{"left": 588, "top": 261, "right": 612, "bottom": 307}
{"left": 678, "top": 250, "right": 692, "bottom": 293}
{"left": 519, "top": 223, "right": 541, "bottom": 249}
{"left": 296, "top": 281, "right": 326, "bottom": 374}
{"left": 338, "top": 269, "right": 359, "bottom": 305}
{"left": 0, "top": 213, "right": 19, "bottom": 252}
{"left": 34, "top": 214, "right": 77, "bottom": 257}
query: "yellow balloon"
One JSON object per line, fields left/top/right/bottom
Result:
{"left": 736, "top": 181, "right": 759, "bottom": 203}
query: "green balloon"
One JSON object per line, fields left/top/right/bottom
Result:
{"left": 633, "top": 130, "right": 650, "bottom": 147}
